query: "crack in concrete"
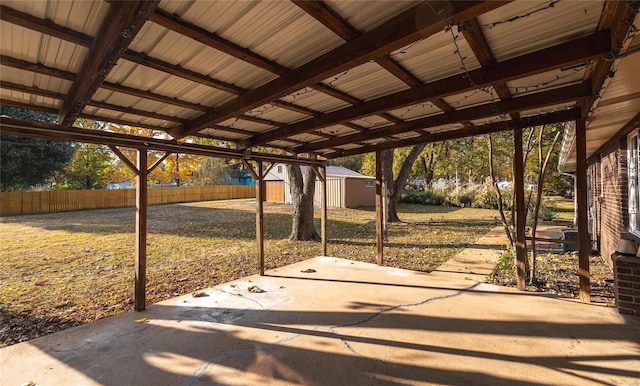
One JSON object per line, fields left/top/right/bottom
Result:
{"left": 48, "top": 325, "right": 151, "bottom": 353}
{"left": 329, "top": 283, "right": 479, "bottom": 358}
{"left": 182, "top": 283, "right": 479, "bottom": 385}
{"left": 182, "top": 334, "right": 300, "bottom": 386}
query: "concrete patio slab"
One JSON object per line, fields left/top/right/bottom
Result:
{"left": 2, "top": 256, "right": 639, "bottom": 386}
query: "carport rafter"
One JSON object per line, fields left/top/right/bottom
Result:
{"left": 177, "top": 1, "right": 510, "bottom": 137}
{"left": 58, "top": 1, "right": 161, "bottom": 125}
{"left": 296, "top": 83, "right": 591, "bottom": 154}
{"left": 327, "top": 108, "right": 580, "bottom": 158}
{"left": 246, "top": 31, "right": 609, "bottom": 149}
{"left": 0, "top": 117, "right": 326, "bottom": 167}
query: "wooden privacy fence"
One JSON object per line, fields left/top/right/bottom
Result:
{"left": 0, "top": 185, "right": 256, "bottom": 216}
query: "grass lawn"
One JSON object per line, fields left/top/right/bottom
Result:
{"left": 0, "top": 200, "right": 497, "bottom": 346}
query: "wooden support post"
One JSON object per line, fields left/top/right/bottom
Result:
{"left": 576, "top": 119, "right": 591, "bottom": 302}
{"left": 514, "top": 127, "right": 527, "bottom": 290}
{"left": 375, "top": 151, "right": 384, "bottom": 265}
{"left": 255, "top": 161, "right": 265, "bottom": 275}
{"left": 321, "top": 165, "right": 328, "bottom": 256}
{"left": 241, "top": 159, "right": 265, "bottom": 274}
{"left": 135, "top": 148, "right": 148, "bottom": 311}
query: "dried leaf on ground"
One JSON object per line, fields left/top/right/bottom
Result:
{"left": 1, "top": 201, "right": 495, "bottom": 347}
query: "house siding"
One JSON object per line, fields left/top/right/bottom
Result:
{"left": 589, "top": 136, "right": 629, "bottom": 267}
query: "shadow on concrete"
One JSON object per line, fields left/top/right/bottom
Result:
{"left": 17, "top": 299, "right": 640, "bottom": 386}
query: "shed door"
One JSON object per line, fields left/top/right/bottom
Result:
{"left": 265, "top": 181, "right": 285, "bottom": 203}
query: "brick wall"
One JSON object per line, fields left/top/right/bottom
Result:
{"left": 613, "top": 255, "right": 640, "bottom": 317}
{"left": 588, "top": 137, "right": 628, "bottom": 267}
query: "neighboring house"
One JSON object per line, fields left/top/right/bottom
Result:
{"left": 264, "top": 165, "right": 375, "bottom": 208}
{"left": 227, "top": 168, "right": 255, "bottom": 186}
{"left": 105, "top": 181, "right": 134, "bottom": 190}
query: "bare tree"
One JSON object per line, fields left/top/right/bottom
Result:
{"left": 529, "top": 125, "right": 562, "bottom": 283}
{"left": 489, "top": 134, "right": 514, "bottom": 247}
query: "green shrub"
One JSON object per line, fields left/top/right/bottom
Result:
{"left": 527, "top": 199, "right": 557, "bottom": 222}
{"left": 400, "top": 190, "right": 447, "bottom": 206}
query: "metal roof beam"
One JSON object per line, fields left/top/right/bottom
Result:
{"left": 245, "top": 30, "right": 610, "bottom": 148}
{"left": 294, "top": 82, "right": 591, "bottom": 153}
{"left": 177, "top": 1, "right": 510, "bottom": 137}
{"left": 58, "top": 1, "right": 160, "bottom": 125}
{"left": 328, "top": 108, "right": 581, "bottom": 158}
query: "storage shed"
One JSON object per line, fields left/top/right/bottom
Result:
{"left": 264, "top": 165, "right": 375, "bottom": 208}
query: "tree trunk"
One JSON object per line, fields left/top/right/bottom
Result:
{"left": 529, "top": 128, "right": 561, "bottom": 284}
{"left": 382, "top": 144, "right": 426, "bottom": 223}
{"left": 288, "top": 165, "right": 320, "bottom": 241}
{"left": 419, "top": 142, "right": 444, "bottom": 187}
{"left": 488, "top": 134, "right": 514, "bottom": 247}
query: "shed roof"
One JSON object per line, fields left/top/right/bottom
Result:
{"left": 326, "top": 165, "right": 372, "bottom": 179}
{"left": 1, "top": 0, "right": 638, "bottom": 166}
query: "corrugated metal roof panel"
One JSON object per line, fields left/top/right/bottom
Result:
{"left": 427, "top": 123, "right": 465, "bottom": 134}
{"left": 200, "top": 128, "right": 248, "bottom": 140}
{"left": 469, "top": 116, "right": 508, "bottom": 126}
{"left": 349, "top": 115, "right": 392, "bottom": 129}
{"left": 391, "top": 27, "right": 481, "bottom": 84}
{"left": 324, "top": 0, "right": 417, "bottom": 32}
{"left": 245, "top": 105, "right": 310, "bottom": 125}
{"left": 478, "top": 0, "right": 604, "bottom": 62}
{"left": 288, "top": 133, "right": 326, "bottom": 142}
{"left": 506, "top": 67, "right": 586, "bottom": 97}
{"left": 268, "top": 140, "right": 299, "bottom": 148}
{"left": 166, "top": 1, "right": 344, "bottom": 69}
{"left": 0, "top": 22, "right": 89, "bottom": 74}
{"left": 130, "top": 24, "right": 276, "bottom": 90}
{"left": 443, "top": 88, "right": 496, "bottom": 109}
{"left": 107, "top": 60, "right": 233, "bottom": 108}
{"left": 2, "top": 0, "right": 109, "bottom": 36}
{"left": 391, "top": 131, "right": 422, "bottom": 140}
{"left": 91, "top": 88, "right": 200, "bottom": 120}
{"left": 322, "top": 62, "right": 409, "bottom": 101}
{"left": 388, "top": 102, "right": 441, "bottom": 121}
{"left": 84, "top": 107, "right": 174, "bottom": 130}
{"left": 0, "top": 66, "right": 72, "bottom": 97}
{"left": 317, "top": 125, "right": 360, "bottom": 137}
{"left": 280, "top": 88, "right": 351, "bottom": 113}
{"left": 520, "top": 102, "right": 576, "bottom": 118}
{"left": 335, "top": 143, "right": 364, "bottom": 150}
{"left": 218, "top": 118, "right": 273, "bottom": 133}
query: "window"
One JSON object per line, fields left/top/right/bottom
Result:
{"left": 629, "top": 129, "right": 640, "bottom": 235}
{"left": 277, "top": 165, "right": 283, "bottom": 174}
{"left": 364, "top": 180, "right": 374, "bottom": 188}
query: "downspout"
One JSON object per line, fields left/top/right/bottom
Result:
{"left": 559, "top": 169, "right": 577, "bottom": 226}
{"left": 558, "top": 120, "right": 578, "bottom": 226}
